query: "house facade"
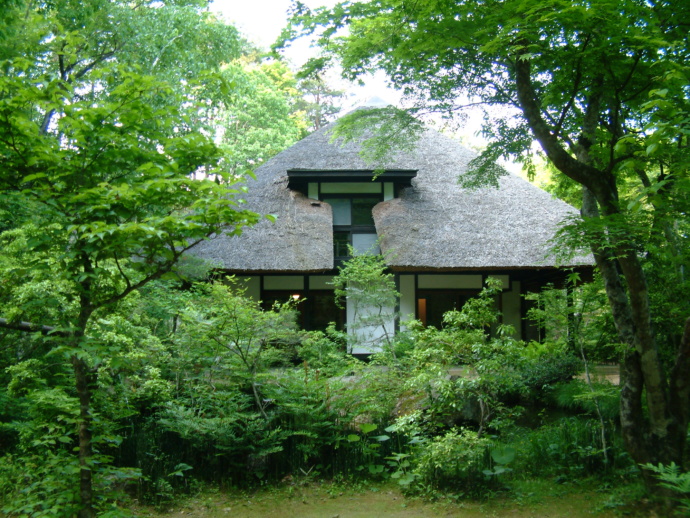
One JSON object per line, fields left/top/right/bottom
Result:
{"left": 192, "top": 113, "right": 592, "bottom": 354}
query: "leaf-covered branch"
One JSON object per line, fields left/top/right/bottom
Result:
{"left": 0, "top": 317, "right": 67, "bottom": 336}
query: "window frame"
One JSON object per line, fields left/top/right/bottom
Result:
{"left": 260, "top": 289, "right": 345, "bottom": 332}
{"left": 416, "top": 289, "right": 481, "bottom": 328}
{"left": 321, "top": 193, "right": 382, "bottom": 262}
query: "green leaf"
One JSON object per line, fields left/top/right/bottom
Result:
{"left": 359, "top": 423, "right": 377, "bottom": 434}
{"left": 368, "top": 464, "right": 385, "bottom": 474}
{"left": 398, "top": 473, "right": 416, "bottom": 486}
{"left": 491, "top": 446, "right": 516, "bottom": 465}
{"left": 22, "top": 172, "right": 48, "bottom": 182}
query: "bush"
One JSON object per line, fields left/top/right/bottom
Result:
{"left": 0, "top": 451, "right": 138, "bottom": 517}
{"left": 296, "top": 326, "right": 354, "bottom": 376}
{"left": 549, "top": 379, "right": 620, "bottom": 419}
{"left": 518, "top": 350, "right": 583, "bottom": 395}
{"left": 514, "top": 417, "right": 629, "bottom": 477}
{"left": 137, "top": 388, "right": 286, "bottom": 488}
{"left": 410, "top": 428, "right": 495, "bottom": 497}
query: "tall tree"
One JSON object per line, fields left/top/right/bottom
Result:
{"left": 0, "top": 0, "right": 243, "bottom": 81}
{"left": 0, "top": 62, "right": 259, "bottom": 517}
{"left": 283, "top": 0, "right": 690, "bottom": 495}
{"left": 295, "top": 76, "right": 345, "bottom": 131}
{"left": 216, "top": 56, "right": 308, "bottom": 175}
{"left": 0, "top": 1, "right": 265, "bottom": 515}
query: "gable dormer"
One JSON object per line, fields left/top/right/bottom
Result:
{"left": 288, "top": 169, "right": 417, "bottom": 260}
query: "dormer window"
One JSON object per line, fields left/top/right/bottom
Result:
{"left": 286, "top": 169, "right": 417, "bottom": 194}
{"left": 286, "top": 169, "right": 418, "bottom": 263}
{"left": 322, "top": 195, "right": 380, "bottom": 259}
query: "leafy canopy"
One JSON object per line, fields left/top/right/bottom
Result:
{"left": 0, "top": 64, "right": 259, "bottom": 332}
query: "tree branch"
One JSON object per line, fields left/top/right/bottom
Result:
{"left": 97, "top": 236, "right": 213, "bottom": 309}
{"left": 66, "top": 51, "right": 118, "bottom": 83}
{"left": 513, "top": 55, "right": 603, "bottom": 192}
{"left": 0, "top": 317, "right": 68, "bottom": 336}
{"left": 151, "top": 35, "right": 182, "bottom": 71}
{"left": 113, "top": 252, "right": 132, "bottom": 292}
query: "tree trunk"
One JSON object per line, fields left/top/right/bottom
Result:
{"left": 73, "top": 355, "right": 96, "bottom": 518}
{"left": 73, "top": 282, "right": 96, "bottom": 518}
{"left": 514, "top": 55, "right": 690, "bottom": 500}
{"left": 581, "top": 194, "right": 690, "bottom": 509}
{"left": 584, "top": 189, "right": 688, "bottom": 455}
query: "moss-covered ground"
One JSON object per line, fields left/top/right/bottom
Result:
{"left": 131, "top": 477, "right": 651, "bottom": 517}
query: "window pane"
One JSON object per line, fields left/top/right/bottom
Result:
{"left": 417, "top": 291, "right": 478, "bottom": 328}
{"left": 334, "top": 231, "right": 350, "bottom": 257}
{"left": 352, "top": 233, "right": 379, "bottom": 255}
{"left": 323, "top": 197, "right": 351, "bottom": 225}
{"left": 423, "top": 292, "right": 458, "bottom": 328}
{"left": 352, "top": 198, "right": 378, "bottom": 225}
{"left": 309, "top": 291, "right": 345, "bottom": 331}
{"left": 320, "top": 182, "right": 382, "bottom": 194}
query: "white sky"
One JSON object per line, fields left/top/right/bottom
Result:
{"left": 210, "top": 0, "right": 300, "bottom": 50}
{"left": 207, "top": 0, "right": 498, "bottom": 154}
{"left": 209, "top": 0, "right": 401, "bottom": 108}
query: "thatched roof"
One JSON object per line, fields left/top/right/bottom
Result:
{"left": 191, "top": 118, "right": 591, "bottom": 273}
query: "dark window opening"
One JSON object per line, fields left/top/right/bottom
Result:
{"left": 333, "top": 231, "right": 350, "bottom": 258}
{"left": 261, "top": 290, "right": 344, "bottom": 332}
{"left": 416, "top": 290, "right": 479, "bottom": 329}
{"left": 261, "top": 290, "right": 305, "bottom": 328}
{"left": 351, "top": 197, "right": 377, "bottom": 225}
{"left": 308, "top": 290, "right": 345, "bottom": 331}
{"left": 332, "top": 229, "right": 379, "bottom": 260}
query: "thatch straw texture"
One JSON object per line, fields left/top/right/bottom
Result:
{"left": 191, "top": 120, "right": 591, "bottom": 272}
{"left": 192, "top": 176, "right": 334, "bottom": 272}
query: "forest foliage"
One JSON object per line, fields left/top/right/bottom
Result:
{"left": 2, "top": 266, "right": 629, "bottom": 515}
{"left": 0, "top": 0, "right": 332, "bottom": 515}
{"left": 0, "top": 0, "right": 688, "bottom": 516}
{"left": 280, "top": 0, "right": 690, "bottom": 498}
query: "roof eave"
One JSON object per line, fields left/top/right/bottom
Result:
{"left": 287, "top": 169, "right": 417, "bottom": 191}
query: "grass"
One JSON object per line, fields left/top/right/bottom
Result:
{"left": 129, "top": 477, "right": 646, "bottom": 517}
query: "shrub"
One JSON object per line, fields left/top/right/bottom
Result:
{"left": 0, "top": 451, "right": 138, "bottom": 517}
{"left": 645, "top": 462, "right": 690, "bottom": 513}
{"left": 410, "top": 428, "right": 494, "bottom": 497}
{"left": 514, "top": 417, "right": 629, "bottom": 476}
{"left": 296, "top": 326, "right": 354, "bottom": 376}
{"left": 549, "top": 379, "right": 620, "bottom": 419}
{"left": 518, "top": 350, "right": 583, "bottom": 395}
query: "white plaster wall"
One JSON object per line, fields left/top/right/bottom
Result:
{"left": 309, "top": 275, "right": 334, "bottom": 289}
{"left": 347, "top": 299, "right": 396, "bottom": 355}
{"left": 320, "top": 182, "right": 382, "bottom": 194}
{"left": 490, "top": 274, "right": 510, "bottom": 289}
{"left": 417, "top": 274, "right": 483, "bottom": 289}
{"left": 399, "top": 274, "right": 416, "bottom": 323}
{"left": 383, "top": 182, "right": 394, "bottom": 201}
{"left": 263, "top": 275, "right": 304, "bottom": 290}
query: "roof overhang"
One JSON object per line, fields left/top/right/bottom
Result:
{"left": 287, "top": 169, "right": 417, "bottom": 192}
